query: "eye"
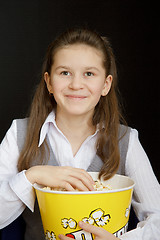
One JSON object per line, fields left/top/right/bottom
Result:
{"left": 61, "top": 71, "right": 71, "bottom": 76}
{"left": 84, "top": 72, "right": 94, "bottom": 77}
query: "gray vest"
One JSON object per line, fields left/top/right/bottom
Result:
{"left": 16, "top": 119, "right": 131, "bottom": 240}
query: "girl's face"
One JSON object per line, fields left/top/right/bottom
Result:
{"left": 44, "top": 44, "right": 112, "bottom": 119}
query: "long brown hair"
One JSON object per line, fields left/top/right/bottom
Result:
{"left": 18, "top": 27, "right": 125, "bottom": 180}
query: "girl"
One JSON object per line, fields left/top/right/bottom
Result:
{"left": 0, "top": 28, "right": 160, "bottom": 240}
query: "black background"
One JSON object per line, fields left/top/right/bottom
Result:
{"left": 0, "top": 0, "right": 159, "bottom": 181}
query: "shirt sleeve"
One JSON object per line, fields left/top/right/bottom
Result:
{"left": 120, "top": 128, "right": 160, "bottom": 240}
{"left": 0, "top": 120, "right": 35, "bottom": 229}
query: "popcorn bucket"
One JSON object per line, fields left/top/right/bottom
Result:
{"left": 34, "top": 173, "right": 135, "bottom": 240}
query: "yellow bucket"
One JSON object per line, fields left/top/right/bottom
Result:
{"left": 34, "top": 173, "right": 135, "bottom": 240}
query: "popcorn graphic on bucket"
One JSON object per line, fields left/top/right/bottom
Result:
{"left": 34, "top": 173, "right": 135, "bottom": 240}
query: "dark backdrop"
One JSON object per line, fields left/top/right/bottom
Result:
{"left": 0, "top": 0, "right": 159, "bottom": 181}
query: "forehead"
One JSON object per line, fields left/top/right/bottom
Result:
{"left": 53, "top": 44, "right": 104, "bottom": 68}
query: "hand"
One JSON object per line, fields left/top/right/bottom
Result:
{"left": 25, "top": 166, "right": 95, "bottom": 191}
{"left": 59, "top": 221, "right": 120, "bottom": 240}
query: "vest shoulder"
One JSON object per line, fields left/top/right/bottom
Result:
{"left": 16, "top": 118, "right": 29, "bottom": 152}
{"left": 16, "top": 118, "right": 29, "bottom": 129}
{"left": 119, "top": 124, "right": 131, "bottom": 138}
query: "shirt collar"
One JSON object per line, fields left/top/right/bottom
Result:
{"left": 38, "top": 111, "right": 56, "bottom": 147}
{"left": 38, "top": 110, "right": 100, "bottom": 147}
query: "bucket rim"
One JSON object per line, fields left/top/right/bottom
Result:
{"left": 33, "top": 173, "right": 135, "bottom": 195}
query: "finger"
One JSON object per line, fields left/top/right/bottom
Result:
{"left": 58, "top": 176, "right": 92, "bottom": 191}
{"left": 59, "top": 178, "right": 89, "bottom": 191}
{"left": 61, "top": 167, "right": 94, "bottom": 190}
{"left": 67, "top": 176, "right": 91, "bottom": 191}
{"left": 76, "top": 169, "right": 95, "bottom": 184}
{"left": 78, "top": 221, "right": 107, "bottom": 237}
{"left": 69, "top": 170, "right": 95, "bottom": 190}
{"left": 59, "top": 181, "right": 75, "bottom": 191}
{"left": 53, "top": 167, "right": 95, "bottom": 191}
{"left": 64, "top": 167, "right": 94, "bottom": 184}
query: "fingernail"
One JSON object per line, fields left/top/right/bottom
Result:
{"left": 78, "top": 221, "right": 83, "bottom": 227}
{"left": 58, "top": 234, "right": 62, "bottom": 239}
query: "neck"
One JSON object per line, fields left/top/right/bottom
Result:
{"left": 55, "top": 109, "right": 96, "bottom": 156}
{"left": 55, "top": 110, "right": 96, "bottom": 139}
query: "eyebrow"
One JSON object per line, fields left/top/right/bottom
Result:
{"left": 84, "top": 67, "right": 100, "bottom": 72}
{"left": 55, "top": 65, "right": 100, "bottom": 72}
{"left": 55, "top": 65, "right": 71, "bottom": 71}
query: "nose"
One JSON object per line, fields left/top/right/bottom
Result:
{"left": 69, "top": 74, "right": 83, "bottom": 90}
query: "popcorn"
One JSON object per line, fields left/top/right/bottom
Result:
{"left": 43, "top": 180, "right": 112, "bottom": 191}
{"left": 93, "top": 180, "right": 112, "bottom": 191}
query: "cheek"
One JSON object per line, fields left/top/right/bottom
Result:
{"left": 51, "top": 78, "right": 67, "bottom": 93}
{"left": 89, "top": 83, "right": 104, "bottom": 96}
{"left": 89, "top": 88, "right": 104, "bottom": 107}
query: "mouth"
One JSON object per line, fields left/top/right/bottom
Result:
{"left": 65, "top": 95, "right": 87, "bottom": 100}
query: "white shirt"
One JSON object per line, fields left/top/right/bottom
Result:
{"left": 0, "top": 111, "right": 160, "bottom": 240}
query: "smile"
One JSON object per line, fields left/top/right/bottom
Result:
{"left": 65, "top": 95, "right": 87, "bottom": 100}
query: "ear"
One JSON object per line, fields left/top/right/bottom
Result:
{"left": 44, "top": 72, "right": 53, "bottom": 94}
{"left": 101, "top": 75, "right": 112, "bottom": 96}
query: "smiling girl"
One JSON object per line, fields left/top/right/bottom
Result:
{"left": 0, "top": 28, "right": 160, "bottom": 240}
{"left": 43, "top": 43, "right": 112, "bottom": 158}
